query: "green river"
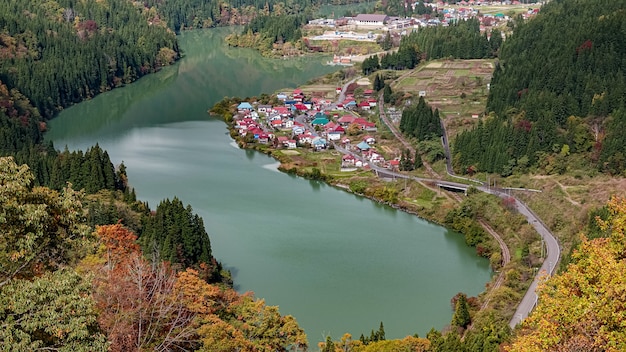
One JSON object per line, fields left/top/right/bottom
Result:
{"left": 47, "top": 27, "right": 491, "bottom": 342}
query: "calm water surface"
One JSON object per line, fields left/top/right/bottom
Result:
{"left": 47, "top": 27, "right": 491, "bottom": 342}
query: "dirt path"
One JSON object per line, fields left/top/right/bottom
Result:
{"left": 555, "top": 180, "right": 580, "bottom": 206}
{"left": 377, "top": 94, "right": 439, "bottom": 178}
{"left": 478, "top": 220, "right": 511, "bottom": 310}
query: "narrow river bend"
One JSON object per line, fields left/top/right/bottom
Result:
{"left": 47, "top": 27, "right": 491, "bottom": 342}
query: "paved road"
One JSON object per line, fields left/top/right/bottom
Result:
{"left": 333, "top": 143, "right": 560, "bottom": 330}
{"left": 334, "top": 81, "right": 560, "bottom": 329}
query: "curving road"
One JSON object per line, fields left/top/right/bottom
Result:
{"left": 331, "top": 88, "right": 560, "bottom": 329}
{"left": 349, "top": 159, "right": 561, "bottom": 329}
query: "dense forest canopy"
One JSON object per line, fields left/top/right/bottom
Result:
{"left": 0, "top": 156, "right": 307, "bottom": 350}
{"left": 143, "top": 0, "right": 368, "bottom": 31}
{"left": 0, "top": 0, "right": 179, "bottom": 119}
{"left": 453, "top": 0, "right": 626, "bottom": 176}
{"left": 227, "top": 13, "right": 306, "bottom": 51}
{"left": 405, "top": 18, "right": 502, "bottom": 60}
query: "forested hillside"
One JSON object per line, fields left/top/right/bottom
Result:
{"left": 452, "top": 0, "right": 626, "bottom": 176}
{"left": 406, "top": 18, "right": 502, "bottom": 60}
{"left": 0, "top": 0, "right": 179, "bottom": 118}
{"left": 0, "top": 157, "right": 306, "bottom": 350}
{"left": 226, "top": 14, "right": 306, "bottom": 54}
{"left": 143, "top": 0, "right": 363, "bottom": 31}
{"left": 506, "top": 196, "right": 626, "bottom": 351}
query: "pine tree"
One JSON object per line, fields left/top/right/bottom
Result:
{"left": 452, "top": 293, "right": 471, "bottom": 329}
{"left": 383, "top": 84, "right": 393, "bottom": 103}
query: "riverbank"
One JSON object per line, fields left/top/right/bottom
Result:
{"left": 210, "top": 63, "right": 554, "bottom": 336}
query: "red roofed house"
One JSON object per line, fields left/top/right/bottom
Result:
{"left": 276, "top": 136, "right": 288, "bottom": 145}
{"left": 294, "top": 103, "right": 308, "bottom": 112}
{"left": 337, "top": 115, "right": 355, "bottom": 125}
{"left": 271, "top": 119, "right": 284, "bottom": 129}
{"left": 353, "top": 117, "right": 377, "bottom": 131}
{"left": 342, "top": 154, "right": 357, "bottom": 167}
{"left": 274, "top": 106, "right": 291, "bottom": 117}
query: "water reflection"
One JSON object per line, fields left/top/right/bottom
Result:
{"left": 309, "top": 179, "right": 323, "bottom": 192}
{"left": 245, "top": 149, "right": 256, "bottom": 160}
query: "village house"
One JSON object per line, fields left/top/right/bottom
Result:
{"left": 358, "top": 101, "right": 371, "bottom": 111}
{"left": 276, "top": 136, "right": 289, "bottom": 147}
{"left": 353, "top": 117, "right": 377, "bottom": 131}
{"left": 298, "top": 132, "right": 314, "bottom": 144}
{"left": 363, "top": 135, "right": 376, "bottom": 144}
{"left": 271, "top": 119, "right": 284, "bottom": 130}
{"left": 337, "top": 115, "right": 355, "bottom": 126}
{"left": 257, "top": 104, "right": 272, "bottom": 114}
{"left": 342, "top": 154, "right": 357, "bottom": 168}
{"left": 274, "top": 106, "right": 291, "bottom": 117}
{"left": 257, "top": 132, "right": 270, "bottom": 144}
{"left": 237, "top": 102, "right": 253, "bottom": 113}
{"left": 312, "top": 137, "right": 328, "bottom": 150}
{"left": 356, "top": 141, "right": 371, "bottom": 151}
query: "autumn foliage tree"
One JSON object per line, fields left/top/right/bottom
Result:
{"left": 507, "top": 196, "right": 626, "bottom": 351}
{"left": 0, "top": 156, "right": 89, "bottom": 286}
{"left": 90, "top": 223, "right": 307, "bottom": 351}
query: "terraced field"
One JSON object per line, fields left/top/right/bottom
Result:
{"left": 392, "top": 58, "right": 494, "bottom": 137}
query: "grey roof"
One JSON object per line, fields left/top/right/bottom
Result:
{"left": 354, "top": 14, "right": 389, "bottom": 22}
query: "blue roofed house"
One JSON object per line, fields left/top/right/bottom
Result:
{"left": 237, "top": 102, "right": 253, "bottom": 112}
{"left": 312, "top": 137, "right": 328, "bottom": 150}
{"left": 356, "top": 141, "right": 371, "bottom": 151}
{"left": 311, "top": 116, "right": 330, "bottom": 126}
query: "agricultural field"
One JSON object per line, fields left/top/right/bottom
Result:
{"left": 392, "top": 58, "right": 494, "bottom": 139}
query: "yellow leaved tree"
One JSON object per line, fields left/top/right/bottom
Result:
{"left": 507, "top": 196, "right": 626, "bottom": 352}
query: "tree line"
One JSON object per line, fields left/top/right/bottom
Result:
{"left": 453, "top": 0, "right": 626, "bottom": 176}
{"left": 399, "top": 96, "right": 443, "bottom": 142}
{"left": 142, "top": 0, "right": 365, "bottom": 32}
{"left": 226, "top": 13, "right": 306, "bottom": 53}
{"left": 404, "top": 18, "right": 502, "bottom": 60}
{"left": 361, "top": 42, "right": 421, "bottom": 75}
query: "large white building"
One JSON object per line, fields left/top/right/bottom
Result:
{"left": 352, "top": 14, "right": 389, "bottom": 27}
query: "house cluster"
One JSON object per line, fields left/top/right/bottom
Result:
{"left": 422, "top": 1, "right": 540, "bottom": 28}
{"left": 340, "top": 134, "right": 392, "bottom": 169}
{"left": 308, "top": 2, "right": 539, "bottom": 34}
{"left": 336, "top": 89, "right": 379, "bottom": 112}
{"left": 231, "top": 88, "right": 402, "bottom": 170}
{"left": 309, "top": 14, "right": 417, "bottom": 31}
